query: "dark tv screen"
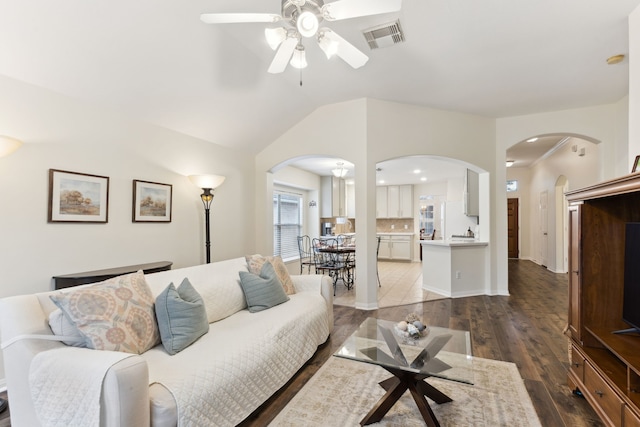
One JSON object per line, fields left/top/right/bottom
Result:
{"left": 623, "top": 223, "right": 640, "bottom": 332}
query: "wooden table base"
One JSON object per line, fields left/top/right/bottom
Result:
{"left": 360, "top": 366, "right": 452, "bottom": 427}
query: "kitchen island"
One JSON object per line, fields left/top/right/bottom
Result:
{"left": 421, "top": 239, "right": 488, "bottom": 297}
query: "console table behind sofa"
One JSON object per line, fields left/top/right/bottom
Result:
{"left": 53, "top": 261, "right": 173, "bottom": 289}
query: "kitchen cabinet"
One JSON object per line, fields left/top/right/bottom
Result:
{"left": 321, "top": 176, "right": 346, "bottom": 217}
{"left": 377, "top": 234, "right": 413, "bottom": 261}
{"left": 464, "top": 169, "right": 479, "bottom": 217}
{"left": 376, "top": 186, "right": 388, "bottom": 218}
{"left": 345, "top": 181, "right": 356, "bottom": 218}
{"left": 376, "top": 185, "right": 413, "bottom": 218}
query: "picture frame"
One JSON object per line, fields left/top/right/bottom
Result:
{"left": 633, "top": 156, "right": 640, "bottom": 173}
{"left": 132, "top": 180, "right": 172, "bottom": 222}
{"left": 48, "top": 169, "right": 109, "bottom": 223}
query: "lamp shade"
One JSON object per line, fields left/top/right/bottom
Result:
{"left": 290, "top": 45, "right": 307, "bottom": 69}
{"left": 0, "top": 136, "right": 23, "bottom": 158}
{"left": 297, "top": 11, "right": 319, "bottom": 38}
{"left": 188, "top": 174, "right": 226, "bottom": 189}
{"left": 265, "top": 27, "right": 287, "bottom": 50}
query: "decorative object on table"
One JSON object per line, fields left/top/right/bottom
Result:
{"left": 188, "top": 174, "right": 226, "bottom": 263}
{"left": 132, "top": 180, "right": 172, "bottom": 222}
{"left": 48, "top": 169, "right": 109, "bottom": 223}
{"left": 394, "top": 313, "right": 429, "bottom": 339}
{"left": 633, "top": 155, "right": 640, "bottom": 173}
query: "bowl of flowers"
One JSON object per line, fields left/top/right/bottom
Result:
{"left": 394, "top": 313, "right": 429, "bottom": 340}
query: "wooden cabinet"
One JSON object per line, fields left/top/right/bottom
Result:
{"left": 376, "top": 185, "right": 413, "bottom": 218}
{"left": 566, "top": 174, "right": 640, "bottom": 427}
{"left": 321, "top": 176, "right": 346, "bottom": 217}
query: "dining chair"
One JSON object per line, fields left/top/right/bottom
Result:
{"left": 312, "top": 237, "right": 348, "bottom": 296}
{"left": 297, "top": 235, "right": 315, "bottom": 274}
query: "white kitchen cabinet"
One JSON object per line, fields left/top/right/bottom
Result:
{"left": 321, "top": 176, "right": 346, "bottom": 217}
{"left": 376, "top": 186, "right": 388, "bottom": 218}
{"left": 345, "top": 181, "right": 356, "bottom": 218}
{"left": 464, "top": 169, "right": 479, "bottom": 217}
{"left": 377, "top": 185, "right": 413, "bottom": 218}
{"left": 377, "top": 234, "right": 413, "bottom": 261}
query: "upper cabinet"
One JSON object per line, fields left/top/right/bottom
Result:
{"left": 464, "top": 169, "right": 479, "bottom": 217}
{"left": 321, "top": 176, "right": 346, "bottom": 217}
{"left": 377, "top": 185, "right": 413, "bottom": 218}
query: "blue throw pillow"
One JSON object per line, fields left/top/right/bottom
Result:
{"left": 155, "top": 278, "right": 209, "bottom": 355}
{"left": 238, "top": 261, "right": 290, "bottom": 313}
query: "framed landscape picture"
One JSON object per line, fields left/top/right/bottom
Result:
{"left": 132, "top": 180, "right": 172, "bottom": 222}
{"left": 48, "top": 169, "right": 109, "bottom": 223}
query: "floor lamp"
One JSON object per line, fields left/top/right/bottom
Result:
{"left": 0, "top": 135, "right": 22, "bottom": 414}
{"left": 189, "top": 174, "right": 226, "bottom": 263}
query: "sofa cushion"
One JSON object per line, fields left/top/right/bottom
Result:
{"left": 48, "top": 309, "right": 86, "bottom": 347}
{"left": 155, "top": 278, "right": 209, "bottom": 355}
{"left": 245, "top": 254, "right": 295, "bottom": 295}
{"left": 50, "top": 270, "right": 160, "bottom": 354}
{"left": 239, "top": 262, "right": 290, "bottom": 313}
{"left": 144, "top": 258, "right": 249, "bottom": 323}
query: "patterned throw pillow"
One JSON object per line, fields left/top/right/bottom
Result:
{"left": 245, "top": 254, "right": 296, "bottom": 295}
{"left": 50, "top": 270, "right": 160, "bottom": 354}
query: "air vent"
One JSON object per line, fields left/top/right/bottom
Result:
{"left": 363, "top": 20, "right": 405, "bottom": 50}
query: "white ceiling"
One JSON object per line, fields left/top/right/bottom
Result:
{"left": 0, "top": 0, "right": 637, "bottom": 161}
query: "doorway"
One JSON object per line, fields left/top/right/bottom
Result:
{"left": 507, "top": 198, "right": 519, "bottom": 258}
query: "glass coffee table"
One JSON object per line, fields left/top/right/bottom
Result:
{"left": 334, "top": 317, "right": 473, "bottom": 427}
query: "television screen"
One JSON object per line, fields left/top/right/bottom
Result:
{"left": 620, "top": 223, "right": 640, "bottom": 334}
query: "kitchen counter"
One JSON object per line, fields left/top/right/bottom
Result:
{"left": 421, "top": 240, "right": 488, "bottom": 297}
{"left": 421, "top": 240, "right": 488, "bottom": 247}
{"left": 376, "top": 232, "right": 416, "bottom": 236}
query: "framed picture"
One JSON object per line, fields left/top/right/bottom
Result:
{"left": 132, "top": 180, "right": 172, "bottom": 222}
{"left": 48, "top": 169, "right": 109, "bottom": 223}
{"left": 633, "top": 156, "right": 640, "bottom": 173}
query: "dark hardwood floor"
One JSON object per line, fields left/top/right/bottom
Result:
{"left": 0, "top": 260, "right": 602, "bottom": 426}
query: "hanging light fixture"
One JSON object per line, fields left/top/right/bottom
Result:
{"left": 290, "top": 44, "right": 307, "bottom": 69}
{"left": 296, "top": 10, "right": 319, "bottom": 38}
{"left": 332, "top": 162, "right": 348, "bottom": 178}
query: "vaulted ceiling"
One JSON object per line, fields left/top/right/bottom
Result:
{"left": 0, "top": 0, "right": 637, "bottom": 156}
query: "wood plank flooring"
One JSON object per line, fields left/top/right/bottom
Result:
{"left": 0, "top": 260, "right": 602, "bottom": 426}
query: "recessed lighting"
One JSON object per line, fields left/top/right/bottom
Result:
{"left": 607, "top": 54, "right": 625, "bottom": 65}
{"left": 506, "top": 160, "right": 515, "bottom": 167}
{"left": 527, "top": 137, "right": 538, "bottom": 143}
{"left": 420, "top": 177, "right": 427, "bottom": 181}
{"left": 413, "top": 169, "right": 421, "bottom": 174}
{"left": 379, "top": 179, "right": 385, "bottom": 184}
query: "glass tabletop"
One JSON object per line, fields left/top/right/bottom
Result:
{"left": 334, "top": 317, "right": 474, "bottom": 385}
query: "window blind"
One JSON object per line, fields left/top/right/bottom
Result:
{"left": 273, "top": 192, "right": 302, "bottom": 259}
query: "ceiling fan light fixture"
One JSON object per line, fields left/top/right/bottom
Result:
{"left": 297, "top": 10, "right": 319, "bottom": 37}
{"left": 318, "top": 30, "right": 339, "bottom": 58}
{"left": 290, "top": 44, "right": 308, "bottom": 69}
{"left": 265, "top": 27, "right": 288, "bottom": 50}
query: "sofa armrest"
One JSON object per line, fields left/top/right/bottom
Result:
{"left": 0, "top": 295, "right": 150, "bottom": 426}
{"left": 291, "top": 274, "right": 333, "bottom": 332}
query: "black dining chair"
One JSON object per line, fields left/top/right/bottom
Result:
{"left": 376, "top": 236, "right": 381, "bottom": 287}
{"left": 297, "top": 235, "right": 315, "bottom": 274}
{"left": 312, "top": 237, "right": 348, "bottom": 296}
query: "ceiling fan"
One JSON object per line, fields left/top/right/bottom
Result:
{"left": 201, "top": 0, "right": 402, "bottom": 74}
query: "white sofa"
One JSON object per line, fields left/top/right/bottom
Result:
{"left": 0, "top": 257, "right": 333, "bottom": 426}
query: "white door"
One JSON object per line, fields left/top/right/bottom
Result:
{"left": 540, "top": 190, "right": 548, "bottom": 267}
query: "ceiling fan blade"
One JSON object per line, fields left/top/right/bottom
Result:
{"left": 322, "top": 0, "right": 402, "bottom": 21}
{"left": 320, "top": 29, "right": 369, "bottom": 69}
{"left": 268, "top": 37, "right": 299, "bottom": 74}
{"left": 200, "top": 13, "right": 282, "bottom": 24}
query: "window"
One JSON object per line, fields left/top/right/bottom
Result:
{"left": 273, "top": 191, "right": 303, "bottom": 260}
{"left": 506, "top": 180, "right": 518, "bottom": 192}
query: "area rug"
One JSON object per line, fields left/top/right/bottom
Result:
{"left": 270, "top": 355, "right": 541, "bottom": 427}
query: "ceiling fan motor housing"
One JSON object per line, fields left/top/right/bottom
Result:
{"left": 282, "top": 0, "right": 325, "bottom": 27}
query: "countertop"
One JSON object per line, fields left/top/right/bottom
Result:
{"left": 421, "top": 240, "right": 488, "bottom": 247}
{"left": 376, "top": 232, "right": 416, "bottom": 236}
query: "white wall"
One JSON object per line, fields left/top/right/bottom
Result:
{"left": 0, "top": 75, "right": 256, "bottom": 384}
